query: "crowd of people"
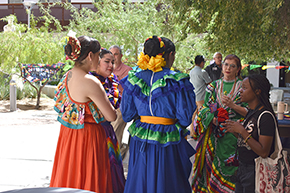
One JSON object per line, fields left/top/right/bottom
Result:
{"left": 49, "top": 33, "right": 277, "bottom": 193}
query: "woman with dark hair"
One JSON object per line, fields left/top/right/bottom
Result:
{"left": 50, "top": 35, "right": 116, "bottom": 193}
{"left": 120, "top": 36, "right": 197, "bottom": 193}
{"left": 90, "top": 48, "right": 125, "bottom": 193}
{"left": 223, "top": 74, "right": 276, "bottom": 192}
{"left": 191, "top": 54, "right": 248, "bottom": 192}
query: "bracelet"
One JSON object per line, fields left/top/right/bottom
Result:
{"left": 244, "top": 134, "right": 252, "bottom": 143}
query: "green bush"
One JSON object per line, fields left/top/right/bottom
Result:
{"left": 0, "top": 72, "right": 10, "bottom": 100}
{"left": 16, "top": 82, "right": 37, "bottom": 100}
{"left": 0, "top": 74, "right": 37, "bottom": 100}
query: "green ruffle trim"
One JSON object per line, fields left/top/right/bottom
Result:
{"left": 127, "top": 70, "right": 189, "bottom": 96}
{"left": 128, "top": 122, "right": 189, "bottom": 145}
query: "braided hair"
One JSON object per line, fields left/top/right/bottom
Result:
{"left": 65, "top": 36, "right": 101, "bottom": 63}
{"left": 247, "top": 74, "right": 276, "bottom": 117}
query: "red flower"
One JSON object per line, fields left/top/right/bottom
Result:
{"left": 217, "top": 107, "right": 229, "bottom": 122}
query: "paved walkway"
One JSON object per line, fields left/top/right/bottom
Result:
{"left": 0, "top": 100, "right": 196, "bottom": 192}
{"left": 0, "top": 102, "right": 131, "bottom": 192}
{"left": 0, "top": 109, "right": 59, "bottom": 192}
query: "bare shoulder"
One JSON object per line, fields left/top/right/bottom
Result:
{"left": 84, "top": 73, "right": 102, "bottom": 88}
{"left": 82, "top": 74, "right": 105, "bottom": 96}
{"left": 66, "top": 69, "right": 107, "bottom": 103}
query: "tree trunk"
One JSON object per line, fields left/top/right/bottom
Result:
{"left": 35, "top": 80, "right": 49, "bottom": 109}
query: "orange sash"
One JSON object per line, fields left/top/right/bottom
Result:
{"left": 140, "top": 116, "right": 176, "bottom": 125}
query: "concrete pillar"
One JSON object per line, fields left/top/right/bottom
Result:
{"left": 10, "top": 79, "right": 17, "bottom": 111}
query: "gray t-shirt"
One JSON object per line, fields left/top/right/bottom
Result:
{"left": 189, "top": 66, "right": 212, "bottom": 102}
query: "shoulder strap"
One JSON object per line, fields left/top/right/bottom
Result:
{"left": 257, "top": 110, "right": 282, "bottom": 154}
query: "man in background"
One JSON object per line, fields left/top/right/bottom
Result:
{"left": 189, "top": 55, "right": 212, "bottom": 136}
{"left": 109, "top": 45, "right": 132, "bottom": 158}
{"left": 205, "top": 52, "right": 223, "bottom": 81}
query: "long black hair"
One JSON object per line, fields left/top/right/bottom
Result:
{"left": 247, "top": 74, "right": 276, "bottom": 117}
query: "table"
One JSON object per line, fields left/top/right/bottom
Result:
{"left": 278, "top": 119, "right": 290, "bottom": 138}
{"left": 278, "top": 117, "right": 290, "bottom": 150}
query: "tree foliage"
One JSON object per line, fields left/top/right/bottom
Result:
{"left": 164, "top": 0, "right": 288, "bottom": 63}
{"left": 0, "top": 12, "right": 65, "bottom": 108}
{"left": 6, "top": 0, "right": 289, "bottom": 105}
{"left": 60, "top": 0, "right": 211, "bottom": 71}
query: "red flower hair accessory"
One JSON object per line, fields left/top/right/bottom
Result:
{"left": 67, "top": 37, "right": 81, "bottom": 61}
{"left": 65, "top": 30, "right": 81, "bottom": 61}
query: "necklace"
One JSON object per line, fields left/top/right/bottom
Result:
{"left": 220, "top": 77, "right": 237, "bottom": 98}
{"left": 219, "top": 77, "right": 237, "bottom": 108}
{"left": 89, "top": 72, "right": 121, "bottom": 109}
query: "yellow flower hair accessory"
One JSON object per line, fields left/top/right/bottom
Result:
{"left": 137, "top": 52, "right": 150, "bottom": 70}
{"left": 145, "top": 36, "right": 165, "bottom": 51}
{"left": 137, "top": 36, "right": 167, "bottom": 72}
{"left": 148, "top": 54, "right": 166, "bottom": 72}
{"left": 137, "top": 52, "right": 166, "bottom": 72}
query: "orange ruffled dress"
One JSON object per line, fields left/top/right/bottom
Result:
{"left": 50, "top": 72, "right": 113, "bottom": 193}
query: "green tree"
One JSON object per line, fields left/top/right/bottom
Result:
{"left": 163, "top": 0, "right": 288, "bottom": 63}
{"left": 0, "top": 13, "right": 65, "bottom": 108}
{"left": 1, "top": 0, "right": 218, "bottom": 108}
{"left": 62, "top": 0, "right": 209, "bottom": 71}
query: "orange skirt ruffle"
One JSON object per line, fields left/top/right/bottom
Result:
{"left": 50, "top": 122, "right": 113, "bottom": 193}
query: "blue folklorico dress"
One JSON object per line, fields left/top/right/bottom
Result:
{"left": 120, "top": 67, "right": 197, "bottom": 193}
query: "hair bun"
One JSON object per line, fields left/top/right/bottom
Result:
{"left": 144, "top": 36, "right": 165, "bottom": 57}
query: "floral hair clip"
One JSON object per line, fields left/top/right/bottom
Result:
{"left": 66, "top": 30, "right": 81, "bottom": 61}
{"left": 137, "top": 35, "right": 166, "bottom": 72}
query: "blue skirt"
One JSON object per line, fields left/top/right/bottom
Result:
{"left": 124, "top": 137, "right": 196, "bottom": 193}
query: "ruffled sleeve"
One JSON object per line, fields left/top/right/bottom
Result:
{"left": 121, "top": 69, "right": 194, "bottom": 104}
{"left": 175, "top": 78, "right": 196, "bottom": 127}
{"left": 120, "top": 75, "right": 138, "bottom": 122}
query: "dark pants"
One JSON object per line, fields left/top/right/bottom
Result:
{"left": 235, "top": 162, "right": 255, "bottom": 193}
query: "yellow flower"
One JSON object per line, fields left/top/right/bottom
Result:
{"left": 70, "top": 111, "right": 79, "bottom": 125}
{"left": 137, "top": 52, "right": 150, "bottom": 70}
{"left": 65, "top": 103, "right": 73, "bottom": 112}
{"left": 137, "top": 52, "right": 166, "bottom": 72}
{"left": 148, "top": 55, "right": 166, "bottom": 72}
